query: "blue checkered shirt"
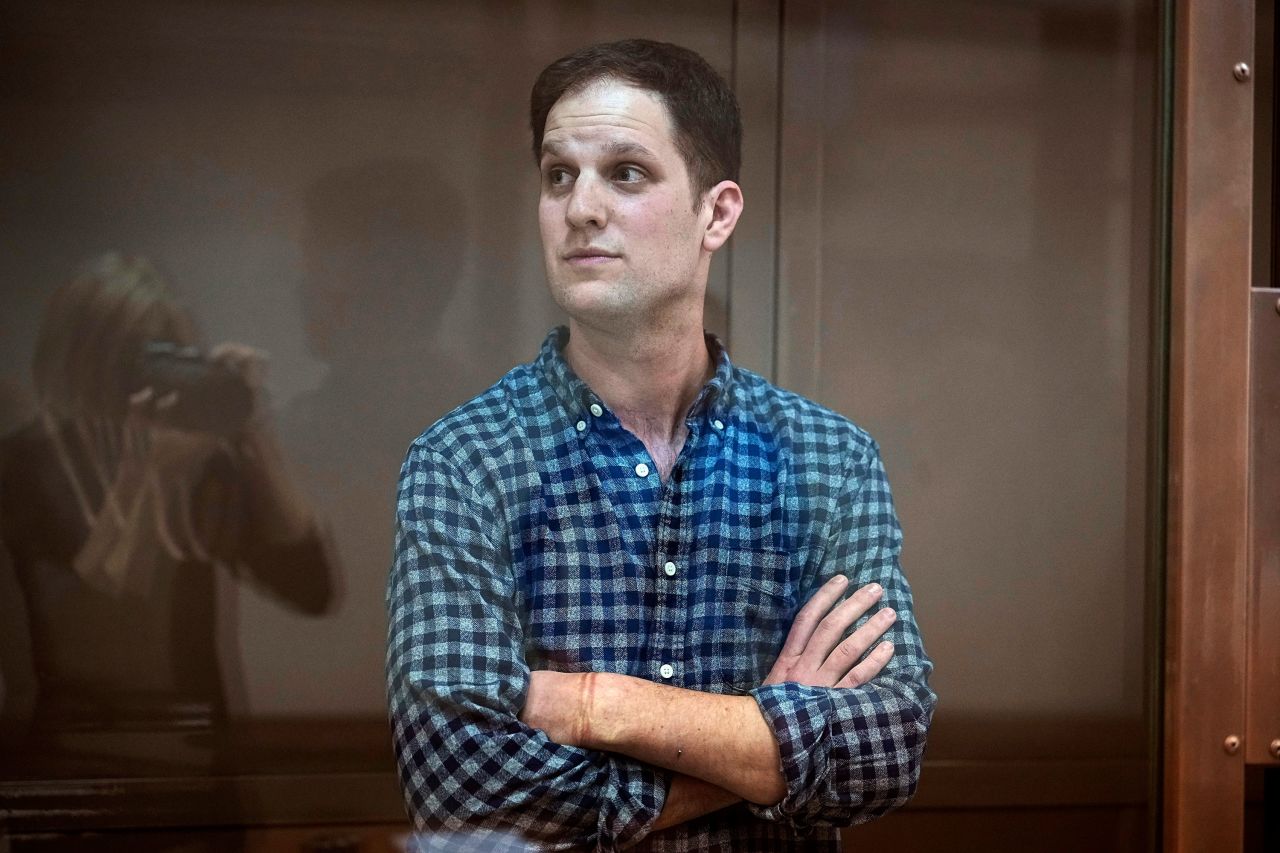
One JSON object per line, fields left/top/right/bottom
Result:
{"left": 387, "top": 328, "right": 935, "bottom": 851}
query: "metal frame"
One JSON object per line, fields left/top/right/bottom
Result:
{"left": 1164, "top": 0, "right": 1254, "bottom": 849}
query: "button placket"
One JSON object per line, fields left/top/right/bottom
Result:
{"left": 651, "top": 453, "right": 688, "bottom": 689}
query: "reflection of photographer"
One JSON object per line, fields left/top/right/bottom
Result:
{"left": 0, "top": 253, "right": 335, "bottom": 743}
{"left": 134, "top": 341, "right": 255, "bottom": 437}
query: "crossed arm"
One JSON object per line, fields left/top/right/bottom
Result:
{"left": 519, "top": 575, "right": 898, "bottom": 828}
{"left": 388, "top": 441, "right": 934, "bottom": 848}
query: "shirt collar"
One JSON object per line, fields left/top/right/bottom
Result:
{"left": 535, "top": 326, "right": 734, "bottom": 424}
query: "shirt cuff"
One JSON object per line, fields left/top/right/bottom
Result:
{"left": 598, "top": 754, "right": 668, "bottom": 849}
{"left": 746, "top": 681, "right": 834, "bottom": 823}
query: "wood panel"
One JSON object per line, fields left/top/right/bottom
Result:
{"left": 4, "top": 823, "right": 410, "bottom": 852}
{"left": 0, "top": 772, "right": 402, "bottom": 835}
{"left": 1164, "top": 0, "right": 1254, "bottom": 848}
{"left": 845, "top": 805, "right": 1146, "bottom": 853}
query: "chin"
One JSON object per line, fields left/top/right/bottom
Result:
{"left": 549, "top": 282, "right": 640, "bottom": 327}
{"left": 550, "top": 274, "right": 614, "bottom": 304}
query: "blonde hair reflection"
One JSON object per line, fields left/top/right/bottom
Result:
{"left": 32, "top": 253, "right": 234, "bottom": 597}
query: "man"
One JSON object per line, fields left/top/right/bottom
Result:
{"left": 386, "top": 39, "right": 934, "bottom": 851}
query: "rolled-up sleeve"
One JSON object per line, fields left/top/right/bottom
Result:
{"left": 748, "top": 439, "right": 935, "bottom": 829}
{"left": 386, "top": 441, "right": 666, "bottom": 850}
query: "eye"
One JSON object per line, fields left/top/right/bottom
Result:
{"left": 544, "top": 166, "right": 574, "bottom": 188}
{"left": 614, "top": 165, "right": 646, "bottom": 183}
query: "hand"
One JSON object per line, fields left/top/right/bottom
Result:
{"left": 126, "top": 384, "right": 180, "bottom": 425}
{"left": 209, "top": 341, "right": 269, "bottom": 391}
{"left": 762, "top": 575, "right": 896, "bottom": 688}
{"left": 519, "top": 670, "right": 595, "bottom": 747}
{"left": 125, "top": 341, "right": 268, "bottom": 433}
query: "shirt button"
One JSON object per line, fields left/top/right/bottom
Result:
{"left": 659, "top": 663, "right": 674, "bottom": 679}
{"left": 575, "top": 420, "right": 586, "bottom": 432}
{"left": 635, "top": 462, "right": 650, "bottom": 478}
{"left": 713, "top": 419, "right": 725, "bottom": 430}
{"left": 663, "top": 561, "right": 677, "bottom": 577}
{"left": 589, "top": 403, "right": 604, "bottom": 417}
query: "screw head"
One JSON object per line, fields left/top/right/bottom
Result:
{"left": 1270, "top": 738, "right": 1280, "bottom": 760}
{"left": 1234, "top": 62, "right": 1252, "bottom": 82}
{"left": 1224, "top": 734, "right": 1241, "bottom": 755}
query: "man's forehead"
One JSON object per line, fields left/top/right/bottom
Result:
{"left": 541, "top": 138, "right": 660, "bottom": 161}
{"left": 541, "top": 81, "right": 674, "bottom": 152}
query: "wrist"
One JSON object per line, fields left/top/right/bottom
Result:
{"left": 580, "top": 671, "right": 630, "bottom": 750}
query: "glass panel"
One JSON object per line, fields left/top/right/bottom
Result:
{"left": 0, "top": 0, "right": 734, "bottom": 792}
{"left": 777, "top": 1, "right": 1158, "bottom": 846}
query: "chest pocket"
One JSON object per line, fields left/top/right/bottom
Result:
{"left": 687, "top": 546, "right": 795, "bottom": 692}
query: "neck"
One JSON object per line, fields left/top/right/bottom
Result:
{"left": 564, "top": 316, "right": 713, "bottom": 444}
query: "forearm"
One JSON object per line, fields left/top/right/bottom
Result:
{"left": 584, "top": 673, "right": 786, "bottom": 805}
{"left": 235, "top": 426, "right": 315, "bottom": 543}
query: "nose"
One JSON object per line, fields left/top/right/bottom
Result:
{"left": 565, "top": 174, "right": 607, "bottom": 230}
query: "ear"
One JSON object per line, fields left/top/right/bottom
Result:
{"left": 701, "top": 180, "right": 744, "bottom": 253}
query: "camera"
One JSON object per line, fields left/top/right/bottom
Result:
{"left": 133, "top": 342, "right": 254, "bottom": 435}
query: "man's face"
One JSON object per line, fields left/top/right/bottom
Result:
{"left": 538, "top": 79, "right": 709, "bottom": 329}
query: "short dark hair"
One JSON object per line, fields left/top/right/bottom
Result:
{"left": 530, "top": 39, "right": 742, "bottom": 201}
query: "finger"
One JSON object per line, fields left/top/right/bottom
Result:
{"left": 816, "top": 606, "right": 896, "bottom": 684}
{"left": 126, "top": 387, "right": 158, "bottom": 424}
{"left": 210, "top": 342, "right": 269, "bottom": 365}
{"left": 800, "top": 582, "right": 883, "bottom": 668}
{"left": 779, "top": 574, "right": 848, "bottom": 657}
{"left": 208, "top": 342, "right": 244, "bottom": 362}
{"left": 211, "top": 342, "right": 269, "bottom": 389}
{"left": 155, "top": 390, "right": 180, "bottom": 411}
{"left": 836, "top": 640, "right": 896, "bottom": 688}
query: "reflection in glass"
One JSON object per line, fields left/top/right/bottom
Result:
{"left": 0, "top": 253, "right": 336, "bottom": 775}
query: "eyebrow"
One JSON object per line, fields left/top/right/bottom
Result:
{"left": 540, "top": 139, "right": 659, "bottom": 161}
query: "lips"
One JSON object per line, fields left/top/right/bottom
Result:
{"left": 563, "top": 248, "right": 620, "bottom": 262}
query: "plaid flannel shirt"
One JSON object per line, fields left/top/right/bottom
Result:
{"left": 387, "top": 327, "right": 935, "bottom": 852}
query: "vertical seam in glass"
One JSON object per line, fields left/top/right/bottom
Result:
{"left": 1148, "top": 0, "right": 1176, "bottom": 849}
{"left": 728, "top": 0, "right": 740, "bottom": 351}
{"left": 770, "top": 0, "right": 785, "bottom": 383}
